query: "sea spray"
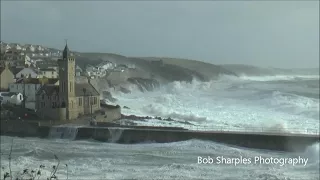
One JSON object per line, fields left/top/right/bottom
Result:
{"left": 304, "top": 143, "right": 320, "bottom": 162}
{"left": 109, "top": 75, "right": 319, "bottom": 133}
{"left": 108, "top": 128, "right": 124, "bottom": 143}
{"left": 48, "top": 126, "right": 78, "bottom": 140}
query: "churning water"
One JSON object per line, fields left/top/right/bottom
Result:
{"left": 1, "top": 74, "right": 319, "bottom": 179}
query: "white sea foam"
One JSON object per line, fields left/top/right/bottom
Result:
{"left": 111, "top": 75, "right": 319, "bottom": 134}
{"left": 237, "top": 74, "right": 320, "bottom": 81}
{"left": 1, "top": 137, "right": 318, "bottom": 180}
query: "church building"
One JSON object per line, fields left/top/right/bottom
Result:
{"left": 35, "top": 43, "right": 100, "bottom": 121}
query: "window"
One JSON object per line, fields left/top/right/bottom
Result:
{"left": 79, "top": 97, "right": 82, "bottom": 106}
{"left": 52, "top": 102, "right": 55, "bottom": 108}
{"left": 42, "top": 94, "right": 44, "bottom": 100}
{"left": 94, "top": 97, "right": 97, "bottom": 105}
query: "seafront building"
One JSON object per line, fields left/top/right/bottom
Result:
{"left": 35, "top": 43, "right": 100, "bottom": 120}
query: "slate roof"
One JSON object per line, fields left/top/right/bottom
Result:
{"left": 0, "top": 66, "right": 22, "bottom": 75}
{"left": 39, "top": 68, "right": 56, "bottom": 71}
{"left": 16, "top": 78, "right": 59, "bottom": 84}
{"left": 36, "top": 83, "right": 99, "bottom": 96}
{"left": 75, "top": 83, "right": 99, "bottom": 96}
{"left": 10, "top": 67, "right": 24, "bottom": 75}
{"left": 36, "top": 84, "right": 59, "bottom": 95}
{"left": 0, "top": 92, "right": 20, "bottom": 97}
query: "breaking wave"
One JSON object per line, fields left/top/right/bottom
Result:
{"left": 108, "top": 73, "right": 319, "bottom": 133}
{"left": 237, "top": 74, "right": 320, "bottom": 81}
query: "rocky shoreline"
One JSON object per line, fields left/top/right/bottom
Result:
{"left": 120, "top": 114, "right": 195, "bottom": 126}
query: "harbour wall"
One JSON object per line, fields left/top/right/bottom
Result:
{"left": 1, "top": 122, "right": 319, "bottom": 152}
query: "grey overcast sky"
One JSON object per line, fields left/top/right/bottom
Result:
{"left": 1, "top": 1, "right": 319, "bottom": 68}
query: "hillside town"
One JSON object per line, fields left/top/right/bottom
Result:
{"left": 0, "top": 41, "right": 122, "bottom": 122}
{"left": 0, "top": 41, "right": 135, "bottom": 104}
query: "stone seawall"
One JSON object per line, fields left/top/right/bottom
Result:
{"left": 1, "top": 122, "right": 319, "bottom": 152}
{"left": 1, "top": 120, "right": 40, "bottom": 137}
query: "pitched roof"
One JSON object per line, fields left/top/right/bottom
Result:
{"left": 10, "top": 67, "right": 24, "bottom": 75}
{"left": 39, "top": 68, "right": 56, "bottom": 71}
{"left": 16, "top": 78, "right": 59, "bottom": 84}
{"left": 75, "top": 68, "right": 82, "bottom": 73}
{"left": 0, "top": 66, "right": 19, "bottom": 75}
{"left": 0, "top": 67, "right": 4, "bottom": 74}
{"left": 75, "top": 83, "right": 99, "bottom": 96}
{"left": 36, "top": 82, "right": 99, "bottom": 96}
{"left": 36, "top": 84, "right": 59, "bottom": 95}
{"left": 0, "top": 92, "right": 20, "bottom": 97}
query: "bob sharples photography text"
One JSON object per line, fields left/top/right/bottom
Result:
{"left": 197, "top": 156, "right": 308, "bottom": 166}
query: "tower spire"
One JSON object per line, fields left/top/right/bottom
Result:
{"left": 63, "top": 39, "right": 70, "bottom": 59}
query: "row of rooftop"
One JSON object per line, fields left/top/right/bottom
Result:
{"left": 0, "top": 41, "right": 137, "bottom": 107}
{"left": 0, "top": 42, "right": 105, "bottom": 122}
{"left": 1, "top": 41, "right": 62, "bottom": 53}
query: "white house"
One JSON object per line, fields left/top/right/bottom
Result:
{"left": 27, "top": 45, "right": 35, "bottom": 52}
{"left": 38, "top": 68, "right": 58, "bottom": 78}
{"left": 9, "top": 78, "right": 59, "bottom": 109}
{"left": 98, "top": 61, "right": 115, "bottom": 70}
{"left": 9, "top": 82, "right": 41, "bottom": 102}
{"left": 128, "top": 64, "right": 136, "bottom": 69}
{"left": 24, "top": 55, "right": 32, "bottom": 67}
{"left": 0, "top": 92, "right": 24, "bottom": 105}
{"left": 36, "top": 45, "right": 44, "bottom": 51}
{"left": 15, "top": 68, "right": 38, "bottom": 78}
{"left": 5, "top": 44, "right": 11, "bottom": 50}
{"left": 75, "top": 65, "right": 83, "bottom": 76}
{"left": 11, "top": 43, "right": 22, "bottom": 50}
{"left": 21, "top": 46, "right": 27, "bottom": 51}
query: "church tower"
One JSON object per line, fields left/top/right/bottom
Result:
{"left": 58, "top": 41, "right": 76, "bottom": 119}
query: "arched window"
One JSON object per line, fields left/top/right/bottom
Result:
{"left": 61, "top": 101, "right": 66, "bottom": 108}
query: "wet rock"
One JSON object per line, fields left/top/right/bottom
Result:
{"left": 120, "top": 86, "right": 131, "bottom": 94}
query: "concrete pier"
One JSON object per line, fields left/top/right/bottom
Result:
{"left": 83, "top": 127, "right": 319, "bottom": 152}
{"left": 1, "top": 121, "right": 319, "bottom": 152}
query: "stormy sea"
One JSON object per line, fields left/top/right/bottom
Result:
{"left": 1, "top": 65, "right": 319, "bottom": 180}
